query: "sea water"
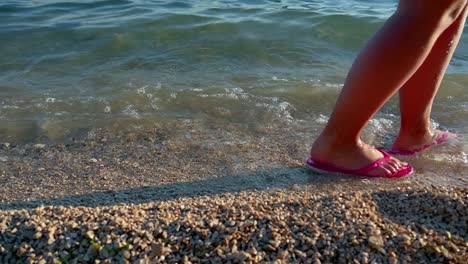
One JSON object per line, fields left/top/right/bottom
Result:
{"left": 0, "top": 1, "right": 467, "bottom": 179}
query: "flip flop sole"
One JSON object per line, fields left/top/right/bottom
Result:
{"left": 305, "top": 149, "right": 414, "bottom": 178}
{"left": 306, "top": 162, "right": 414, "bottom": 178}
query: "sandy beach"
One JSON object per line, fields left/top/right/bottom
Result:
{"left": 0, "top": 121, "right": 466, "bottom": 263}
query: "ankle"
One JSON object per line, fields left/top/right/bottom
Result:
{"left": 312, "top": 132, "right": 360, "bottom": 153}
{"left": 399, "top": 124, "right": 432, "bottom": 138}
{"left": 398, "top": 127, "right": 432, "bottom": 138}
{"left": 394, "top": 125, "right": 434, "bottom": 148}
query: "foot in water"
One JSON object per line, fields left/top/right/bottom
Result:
{"left": 390, "top": 129, "right": 457, "bottom": 156}
{"left": 308, "top": 137, "right": 412, "bottom": 178}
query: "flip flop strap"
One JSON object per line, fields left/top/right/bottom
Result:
{"left": 350, "top": 149, "right": 390, "bottom": 175}
{"left": 436, "top": 131, "right": 450, "bottom": 144}
{"left": 390, "top": 131, "right": 453, "bottom": 155}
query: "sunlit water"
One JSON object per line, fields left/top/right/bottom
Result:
{"left": 0, "top": 0, "right": 467, "bottom": 186}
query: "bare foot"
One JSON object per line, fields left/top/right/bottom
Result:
{"left": 310, "top": 137, "right": 409, "bottom": 177}
{"left": 392, "top": 129, "right": 456, "bottom": 153}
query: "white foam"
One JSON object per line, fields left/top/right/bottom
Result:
{"left": 315, "top": 114, "right": 329, "bottom": 124}
{"left": 431, "top": 152, "right": 468, "bottom": 164}
{"left": 461, "top": 152, "right": 468, "bottom": 164}
{"left": 231, "top": 87, "right": 244, "bottom": 93}
{"left": 278, "top": 102, "right": 292, "bottom": 111}
{"left": 324, "top": 83, "right": 344, "bottom": 88}
{"left": 216, "top": 107, "right": 231, "bottom": 116}
{"left": 212, "top": 93, "right": 239, "bottom": 100}
{"left": 368, "top": 118, "right": 393, "bottom": 132}
{"left": 1, "top": 105, "right": 20, "bottom": 109}
{"left": 87, "top": 131, "right": 96, "bottom": 139}
{"left": 122, "top": 105, "right": 139, "bottom": 118}
{"left": 272, "top": 76, "right": 288, "bottom": 81}
{"left": 255, "top": 101, "right": 294, "bottom": 121}
{"left": 137, "top": 86, "right": 148, "bottom": 95}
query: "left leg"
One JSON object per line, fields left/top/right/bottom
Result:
{"left": 393, "top": 4, "right": 468, "bottom": 151}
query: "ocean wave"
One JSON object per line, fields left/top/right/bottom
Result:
{"left": 0, "top": 0, "right": 467, "bottom": 142}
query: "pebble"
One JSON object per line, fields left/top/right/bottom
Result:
{"left": 33, "top": 232, "right": 42, "bottom": 239}
{"left": 368, "top": 235, "right": 384, "bottom": 250}
{"left": 33, "top": 144, "right": 46, "bottom": 150}
{"left": 263, "top": 244, "right": 276, "bottom": 252}
{"left": 85, "top": 230, "right": 95, "bottom": 240}
{"left": 399, "top": 234, "right": 412, "bottom": 246}
{"left": 151, "top": 243, "right": 164, "bottom": 256}
{"left": 126, "top": 134, "right": 137, "bottom": 142}
{"left": 411, "top": 239, "right": 421, "bottom": 249}
{"left": 277, "top": 250, "right": 289, "bottom": 260}
{"left": 294, "top": 249, "right": 307, "bottom": 259}
{"left": 0, "top": 143, "right": 10, "bottom": 149}
{"left": 123, "top": 250, "right": 131, "bottom": 259}
{"left": 0, "top": 156, "right": 7, "bottom": 162}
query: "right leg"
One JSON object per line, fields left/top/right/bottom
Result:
{"left": 393, "top": 4, "right": 467, "bottom": 152}
{"left": 310, "top": 0, "right": 467, "bottom": 177}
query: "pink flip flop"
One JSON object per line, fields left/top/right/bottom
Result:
{"left": 388, "top": 131, "right": 457, "bottom": 156}
{"left": 306, "top": 149, "right": 414, "bottom": 178}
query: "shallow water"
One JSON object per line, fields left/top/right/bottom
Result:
{"left": 0, "top": 0, "right": 467, "bottom": 186}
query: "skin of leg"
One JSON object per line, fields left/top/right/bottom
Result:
{"left": 394, "top": 4, "right": 468, "bottom": 151}
{"left": 310, "top": 0, "right": 468, "bottom": 176}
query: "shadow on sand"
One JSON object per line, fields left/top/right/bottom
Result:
{"left": 373, "top": 190, "right": 467, "bottom": 239}
{"left": 1, "top": 167, "right": 465, "bottom": 262}
{"left": 0, "top": 166, "right": 353, "bottom": 210}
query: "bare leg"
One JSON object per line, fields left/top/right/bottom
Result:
{"left": 393, "top": 4, "right": 468, "bottom": 151}
{"left": 310, "top": 0, "right": 467, "bottom": 177}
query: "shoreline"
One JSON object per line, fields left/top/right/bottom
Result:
{"left": 0, "top": 124, "right": 466, "bottom": 262}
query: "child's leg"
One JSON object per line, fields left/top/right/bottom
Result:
{"left": 310, "top": 0, "right": 467, "bottom": 177}
{"left": 393, "top": 4, "right": 468, "bottom": 151}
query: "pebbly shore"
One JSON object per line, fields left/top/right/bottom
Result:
{"left": 0, "top": 121, "right": 466, "bottom": 263}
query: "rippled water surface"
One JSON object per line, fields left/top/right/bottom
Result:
{"left": 0, "top": 0, "right": 467, "bottom": 183}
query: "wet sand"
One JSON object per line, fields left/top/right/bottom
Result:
{"left": 0, "top": 121, "right": 466, "bottom": 263}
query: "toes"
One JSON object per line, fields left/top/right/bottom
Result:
{"left": 397, "top": 160, "right": 408, "bottom": 166}
{"left": 381, "top": 157, "right": 410, "bottom": 176}
{"left": 387, "top": 159, "right": 401, "bottom": 170}
{"left": 390, "top": 156, "right": 408, "bottom": 166}
{"left": 367, "top": 166, "right": 391, "bottom": 177}
{"left": 381, "top": 163, "right": 398, "bottom": 175}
